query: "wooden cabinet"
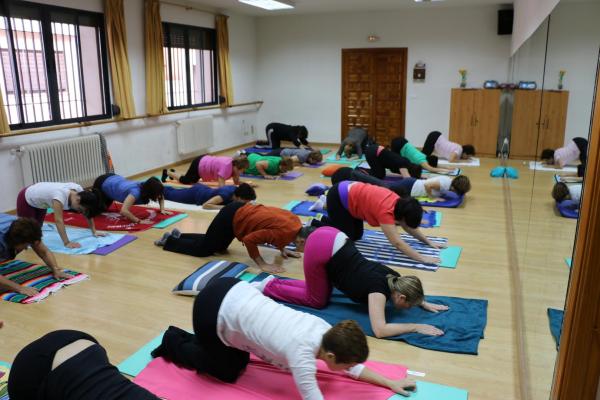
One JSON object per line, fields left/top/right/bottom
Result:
{"left": 509, "top": 90, "right": 569, "bottom": 159}
{"left": 449, "top": 89, "right": 501, "bottom": 157}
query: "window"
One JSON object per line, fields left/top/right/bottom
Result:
{"left": 162, "top": 22, "right": 218, "bottom": 110}
{"left": 0, "top": 1, "right": 111, "bottom": 130}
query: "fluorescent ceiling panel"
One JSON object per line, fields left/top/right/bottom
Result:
{"left": 238, "top": 0, "right": 294, "bottom": 10}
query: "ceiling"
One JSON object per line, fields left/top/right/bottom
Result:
{"left": 178, "top": 0, "right": 514, "bottom": 16}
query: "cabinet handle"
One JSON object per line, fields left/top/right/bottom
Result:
{"left": 545, "top": 118, "right": 550, "bottom": 130}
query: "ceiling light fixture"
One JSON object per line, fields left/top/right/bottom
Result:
{"left": 238, "top": 0, "right": 294, "bottom": 10}
{"left": 414, "top": 0, "right": 445, "bottom": 2}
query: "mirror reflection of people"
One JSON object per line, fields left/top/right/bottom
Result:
{"left": 541, "top": 137, "right": 588, "bottom": 175}
{"left": 552, "top": 182, "right": 582, "bottom": 211}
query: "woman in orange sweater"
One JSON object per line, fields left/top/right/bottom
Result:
{"left": 154, "top": 202, "right": 314, "bottom": 273}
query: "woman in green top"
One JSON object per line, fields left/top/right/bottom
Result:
{"left": 245, "top": 153, "right": 294, "bottom": 179}
{"left": 391, "top": 137, "right": 455, "bottom": 174}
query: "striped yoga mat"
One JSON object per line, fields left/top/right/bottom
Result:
{"left": 0, "top": 360, "right": 9, "bottom": 400}
{"left": 0, "top": 260, "right": 88, "bottom": 304}
{"left": 172, "top": 260, "right": 249, "bottom": 296}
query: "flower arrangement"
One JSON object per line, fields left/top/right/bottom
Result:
{"left": 558, "top": 70, "right": 566, "bottom": 90}
{"left": 459, "top": 69, "right": 467, "bottom": 88}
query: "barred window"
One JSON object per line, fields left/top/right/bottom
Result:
{"left": 0, "top": 1, "right": 111, "bottom": 130}
{"left": 163, "top": 22, "right": 218, "bottom": 109}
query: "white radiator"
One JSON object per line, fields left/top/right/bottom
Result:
{"left": 18, "top": 135, "right": 107, "bottom": 188}
{"left": 176, "top": 116, "right": 214, "bottom": 156}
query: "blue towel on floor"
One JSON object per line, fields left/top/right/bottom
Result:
{"left": 255, "top": 275, "right": 487, "bottom": 355}
{"left": 548, "top": 308, "right": 564, "bottom": 349}
{"left": 41, "top": 224, "right": 127, "bottom": 255}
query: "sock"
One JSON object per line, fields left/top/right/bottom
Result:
{"left": 154, "top": 232, "right": 171, "bottom": 247}
{"left": 309, "top": 195, "right": 326, "bottom": 212}
{"left": 250, "top": 275, "right": 276, "bottom": 293}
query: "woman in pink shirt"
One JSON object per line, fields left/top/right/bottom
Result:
{"left": 541, "top": 137, "right": 588, "bottom": 177}
{"left": 422, "top": 131, "right": 475, "bottom": 163}
{"left": 163, "top": 154, "right": 250, "bottom": 187}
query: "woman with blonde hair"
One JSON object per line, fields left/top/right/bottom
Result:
{"left": 262, "top": 226, "right": 448, "bottom": 338}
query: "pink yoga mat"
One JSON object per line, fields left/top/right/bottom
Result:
{"left": 135, "top": 355, "right": 407, "bottom": 400}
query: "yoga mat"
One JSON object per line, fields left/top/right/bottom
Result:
{"left": 152, "top": 213, "right": 189, "bottom": 229}
{"left": 358, "top": 162, "right": 462, "bottom": 177}
{"left": 92, "top": 235, "right": 137, "bottom": 255}
{"left": 417, "top": 195, "right": 464, "bottom": 208}
{"left": 282, "top": 200, "right": 442, "bottom": 228}
{"left": 565, "top": 258, "right": 572, "bottom": 268}
{"left": 324, "top": 154, "right": 364, "bottom": 166}
{"left": 553, "top": 174, "right": 581, "bottom": 184}
{"left": 0, "top": 361, "right": 9, "bottom": 400}
{"left": 135, "top": 353, "right": 408, "bottom": 400}
{"left": 41, "top": 224, "right": 131, "bottom": 255}
{"left": 556, "top": 200, "right": 579, "bottom": 219}
{"left": 258, "top": 278, "right": 486, "bottom": 354}
{"left": 421, "top": 168, "right": 462, "bottom": 176}
{"left": 529, "top": 161, "right": 577, "bottom": 173}
{"left": 243, "top": 147, "right": 331, "bottom": 155}
{"left": 548, "top": 308, "right": 564, "bottom": 349}
{"left": 0, "top": 260, "right": 88, "bottom": 304}
{"left": 241, "top": 171, "right": 303, "bottom": 180}
{"left": 438, "top": 157, "right": 480, "bottom": 167}
{"left": 118, "top": 332, "right": 165, "bottom": 377}
{"left": 389, "top": 381, "right": 468, "bottom": 400}
{"left": 45, "top": 204, "right": 187, "bottom": 232}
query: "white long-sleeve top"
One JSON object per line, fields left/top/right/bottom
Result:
{"left": 217, "top": 281, "right": 365, "bottom": 400}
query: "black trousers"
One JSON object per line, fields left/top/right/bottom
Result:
{"left": 572, "top": 137, "right": 588, "bottom": 177}
{"left": 331, "top": 167, "right": 387, "bottom": 187}
{"left": 152, "top": 278, "right": 249, "bottom": 383}
{"left": 93, "top": 173, "right": 116, "bottom": 209}
{"left": 390, "top": 137, "right": 408, "bottom": 154}
{"left": 422, "top": 131, "right": 442, "bottom": 156}
{"left": 323, "top": 183, "right": 364, "bottom": 240}
{"left": 364, "top": 145, "right": 411, "bottom": 179}
{"left": 163, "top": 202, "right": 246, "bottom": 257}
{"left": 178, "top": 155, "right": 204, "bottom": 184}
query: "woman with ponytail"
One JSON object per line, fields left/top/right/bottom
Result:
{"left": 262, "top": 226, "right": 448, "bottom": 338}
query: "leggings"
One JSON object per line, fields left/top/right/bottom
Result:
{"left": 178, "top": 155, "right": 204, "bottom": 184}
{"left": 331, "top": 168, "right": 414, "bottom": 196}
{"left": 16, "top": 187, "right": 46, "bottom": 225}
{"left": 422, "top": 131, "right": 442, "bottom": 157}
{"left": 365, "top": 145, "right": 411, "bottom": 179}
{"left": 152, "top": 278, "right": 249, "bottom": 383}
{"left": 322, "top": 183, "right": 363, "bottom": 240}
{"left": 390, "top": 137, "right": 408, "bottom": 154}
{"left": 263, "top": 227, "right": 339, "bottom": 308}
{"left": 9, "top": 330, "right": 157, "bottom": 400}
{"left": 163, "top": 201, "right": 246, "bottom": 257}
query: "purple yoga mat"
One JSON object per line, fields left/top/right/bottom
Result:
{"left": 92, "top": 235, "right": 138, "bottom": 256}
{"left": 241, "top": 171, "right": 303, "bottom": 180}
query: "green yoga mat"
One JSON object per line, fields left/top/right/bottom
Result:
{"left": 440, "top": 246, "right": 462, "bottom": 269}
{"left": 118, "top": 332, "right": 165, "bottom": 377}
{"left": 319, "top": 149, "right": 331, "bottom": 155}
{"left": 152, "top": 213, "right": 188, "bottom": 229}
{"left": 389, "top": 380, "right": 468, "bottom": 400}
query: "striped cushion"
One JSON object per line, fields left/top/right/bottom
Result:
{"left": 172, "top": 260, "right": 249, "bottom": 296}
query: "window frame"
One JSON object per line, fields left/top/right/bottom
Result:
{"left": 162, "top": 21, "right": 218, "bottom": 111}
{"left": 0, "top": 0, "right": 112, "bottom": 130}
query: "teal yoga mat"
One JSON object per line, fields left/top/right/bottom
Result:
{"left": 118, "top": 333, "right": 165, "bottom": 377}
{"left": 324, "top": 154, "right": 364, "bottom": 166}
{"left": 565, "top": 258, "right": 572, "bottom": 268}
{"left": 440, "top": 246, "right": 462, "bottom": 269}
{"left": 152, "top": 213, "right": 188, "bottom": 229}
{"left": 389, "top": 381, "right": 468, "bottom": 400}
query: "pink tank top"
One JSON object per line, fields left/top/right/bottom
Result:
{"left": 198, "top": 156, "right": 233, "bottom": 181}
{"left": 434, "top": 135, "right": 462, "bottom": 160}
{"left": 554, "top": 140, "right": 580, "bottom": 168}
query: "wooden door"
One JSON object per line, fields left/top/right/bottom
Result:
{"left": 509, "top": 89, "right": 543, "bottom": 159}
{"left": 473, "top": 89, "right": 501, "bottom": 156}
{"left": 449, "top": 89, "right": 476, "bottom": 146}
{"left": 341, "top": 48, "right": 407, "bottom": 145}
{"left": 537, "top": 90, "right": 569, "bottom": 155}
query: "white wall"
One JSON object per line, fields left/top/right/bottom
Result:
{"left": 254, "top": 6, "right": 511, "bottom": 145}
{"left": 0, "top": 0, "right": 258, "bottom": 212}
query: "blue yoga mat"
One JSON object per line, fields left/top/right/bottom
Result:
{"left": 548, "top": 308, "right": 564, "bottom": 349}
{"left": 418, "top": 195, "right": 464, "bottom": 208}
{"left": 556, "top": 200, "right": 578, "bottom": 219}
{"left": 41, "top": 224, "right": 129, "bottom": 255}
{"left": 253, "top": 276, "right": 486, "bottom": 354}
{"left": 243, "top": 147, "right": 331, "bottom": 155}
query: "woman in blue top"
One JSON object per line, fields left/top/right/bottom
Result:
{"left": 93, "top": 174, "right": 167, "bottom": 224}
{"left": 164, "top": 183, "right": 257, "bottom": 210}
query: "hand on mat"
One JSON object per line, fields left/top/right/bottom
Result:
{"left": 420, "top": 256, "right": 440, "bottom": 265}
{"left": 140, "top": 219, "right": 154, "bottom": 225}
{"left": 260, "top": 263, "right": 286, "bottom": 274}
{"left": 94, "top": 232, "right": 108, "bottom": 237}
{"left": 429, "top": 242, "right": 447, "bottom": 250}
{"left": 18, "top": 285, "right": 39, "bottom": 297}
{"left": 65, "top": 241, "right": 82, "bottom": 249}
{"left": 421, "top": 301, "right": 450, "bottom": 313}
{"left": 280, "top": 248, "right": 302, "bottom": 259}
{"left": 53, "top": 269, "right": 71, "bottom": 280}
{"left": 414, "top": 324, "right": 444, "bottom": 336}
{"left": 388, "top": 378, "right": 417, "bottom": 397}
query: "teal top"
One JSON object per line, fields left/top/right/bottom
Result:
{"left": 246, "top": 153, "right": 281, "bottom": 175}
{"left": 400, "top": 142, "right": 427, "bottom": 165}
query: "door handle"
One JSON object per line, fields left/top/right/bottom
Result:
{"left": 544, "top": 118, "right": 550, "bottom": 130}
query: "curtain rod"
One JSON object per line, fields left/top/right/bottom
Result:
{"left": 159, "top": 1, "right": 222, "bottom": 16}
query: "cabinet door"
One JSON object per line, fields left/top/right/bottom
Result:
{"left": 449, "top": 89, "right": 476, "bottom": 146}
{"left": 510, "top": 90, "right": 543, "bottom": 159}
{"left": 537, "top": 90, "right": 569, "bottom": 155}
{"left": 473, "top": 89, "right": 501, "bottom": 156}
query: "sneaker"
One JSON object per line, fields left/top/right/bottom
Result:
{"left": 154, "top": 232, "right": 171, "bottom": 247}
{"left": 250, "top": 275, "right": 276, "bottom": 292}
{"left": 309, "top": 195, "right": 326, "bottom": 212}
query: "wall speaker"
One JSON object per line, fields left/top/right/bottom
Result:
{"left": 498, "top": 9, "right": 513, "bottom": 35}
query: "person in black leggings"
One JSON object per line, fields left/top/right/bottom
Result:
{"left": 8, "top": 330, "right": 159, "bottom": 400}
{"left": 255, "top": 122, "right": 310, "bottom": 149}
{"left": 364, "top": 144, "right": 421, "bottom": 179}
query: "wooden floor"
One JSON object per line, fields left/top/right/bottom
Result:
{"left": 0, "top": 148, "right": 575, "bottom": 400}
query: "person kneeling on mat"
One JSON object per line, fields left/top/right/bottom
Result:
{"left": 421, "top": 131, "right": 475, "bottom": 163}
{"left": 8, "top": 330, "right": 160, "bottom": 400}
{"left": 0, "top": 215, "right": 68, "bottom": 297}
{"left": 336, "top": 127, "right": 369, "bottom": 159}
{"left": 552, "top": 182, "right": 582, "bottom": 210}
{"left": 310, "top": 181, "right": 443, "bottom": 265}
{"left": 155, "top": 202, "right": 311, "bottom": 273}
{"left": 244, "top": 153, "right": 294, "bottom": 179}
{"left": 152, "top": 277, "right": 417, "bottom": 399}
{"left": 391, "top": 137, "right": 456, "bottom": 175}
{"left": 364, "top": 144, "right": 422, "bottom": 179}
{"left": 263, "top": 226, "right": 448, "bottom": 338}
{"left": 164, "top": 182, "right": 256, "bottom": 210}
{"left": 262, "top": 147, "right": 323, "bottom": 166}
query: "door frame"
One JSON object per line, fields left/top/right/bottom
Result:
{"left": 340, "top": 48, "right": 408, "bottom": 141}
